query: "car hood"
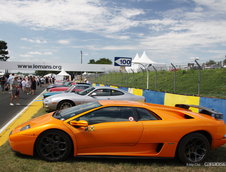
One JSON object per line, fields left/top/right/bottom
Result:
{"left": 47, "top": 84, "right": 56, "bottom": 88}
{"left": 50, "top": 87, "right": 68, "bottom": 91}
{"left": 44, "top": 91, "right": 64, "bottom": 96}
{"left": 46, "top": 92, "right": 84, "bottom": 100}
{"left": 11, "top": 113, "right": 58, "bottom": 134}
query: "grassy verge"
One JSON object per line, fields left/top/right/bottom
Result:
{"left": 0, "top": 109, "right": 225, "bottom": 172}
{"left": 92, "top": 68, "right": 226, "bottom": 99}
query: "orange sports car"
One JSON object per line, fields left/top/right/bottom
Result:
{"left": 9, "top": 100, "right": 226, "bottom": 163}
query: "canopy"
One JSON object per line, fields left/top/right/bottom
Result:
{"left": 133, "top": 51, "right": 158, "bottom": 65}
{"left": 56, "top": 69, "right": 71, "bottom": 81}
{"left": 44, "top": 73, "right": 56, "bottom": 77}
{"left": 57, "top": 68, "right": 70, "bottom": 76}
{"left": 126, "top": 53, "right": 142, "bottom": 73}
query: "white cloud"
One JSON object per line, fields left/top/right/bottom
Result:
{"left": 100, "top": 45, "right": 137, "bottom": 50}
{"left": 20, "top": 51, "right": 53, "bottom": 57}
{"left": 21, "top": 37, "right": 47, "bottom": 44}
{"left": 193, "top": 0, "right": 226, "bottom": 13}
{"left": 57, "top": 40, "right": 70, "bottom": 45}
{"left": 0, "top": 0, "right": 143, "bottom": 34}
{"left": 1, "top": 0, "right": 226, "bottom": 64}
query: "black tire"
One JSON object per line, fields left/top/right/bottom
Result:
{"left": 177, "top": 133, "right": 210, "bottom": 163}
{"left": 35, "top": 130, "right": 72, "bottom": 161}
{"left": 57, "top": 100, "right": 74, "bottom": 110}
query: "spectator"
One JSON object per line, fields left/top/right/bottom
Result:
{"left": 31, "top": 76, "right": 36, "bottom": 95}
{"left": 25, "top": 77, "right": 31, "bottom": 95}
{"left": 21, "top": 78, "right": 26, "bottom": 92}
{"left": 0, "top": 75, "right": 7, "bottom": 93}
{"left": 10, "top": 76, "right": 20, "bottom": 106}
{"left": 7, "top": 73, "right": 15, "bottom": 91}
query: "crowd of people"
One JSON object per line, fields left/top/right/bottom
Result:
{"left": 0, "top": 74, "right": 55, "bottom": 106}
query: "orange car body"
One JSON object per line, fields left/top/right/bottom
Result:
{"left": 9, "top": 100, "right": 226, "bottom": 159}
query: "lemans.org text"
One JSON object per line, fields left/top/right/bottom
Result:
{"left": 17, "top": 64, "right": 62, "bottom": 70}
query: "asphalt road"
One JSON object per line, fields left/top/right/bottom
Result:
{"left": 0, "top": 85, "right": 46, "bottom": 129}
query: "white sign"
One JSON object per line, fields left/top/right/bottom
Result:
{"left": 0, "top": 61, "right": 119, "bottom": 72}
{"left": 114, "top": 57, "right": 132, "bottom": 67}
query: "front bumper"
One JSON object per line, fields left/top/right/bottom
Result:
{"left": 43, "top": 101, "right": 57, "bottom": 111}
{"left": 9, "top": 133, "right": 37, "bottom": 156}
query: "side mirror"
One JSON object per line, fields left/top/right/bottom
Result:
{"left": 70, "top": 120, "right": 88, "bottom": 127}
{"left": 91, "top": 92, "right": 97, "bottom": 96}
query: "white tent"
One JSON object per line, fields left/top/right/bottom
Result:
{"left": 44, "top": 73, "right": 56, "bottom": 77}
{"left": 134, "top": 51, "right": 159, "bottom": 65}
{"left": 126, "top": 53, "right": 142, "bottom": 73}
{"left": 56, "top": 69, "right": 71, "bottom": 81}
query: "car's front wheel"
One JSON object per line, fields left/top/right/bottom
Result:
{"left": 57, "top": 100, "right": 74, "bottom": 110}
{"left": 177, "top": 133, "right": 210, "bottom": 163}
{"left": 35, "top": 130, "right": 72, "bottom": 161}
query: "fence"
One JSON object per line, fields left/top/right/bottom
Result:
{"left": 88, "top": 68, "right": 225, "bottom": 99}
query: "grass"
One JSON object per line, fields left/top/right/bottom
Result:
{"left": 92, "top": 68, "right": 226, "bottom": 99}
{"left": 0, "top": 108, "right": 225, "bottom": 172}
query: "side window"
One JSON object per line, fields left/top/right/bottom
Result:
{"left": 76, "top": 107, "right": 121, "bottom": 125}
{"left": 137, "top": 108, "right": 159, "bottom": 121}
{"left": 75, "top": 106, "right": 139, "bottom": 125}
{"left": 111, "top": 90, "right": 124, "bottom": 96}
{"left": 119, "top": 107, "right": 138, "bottom": 121}
{"left": 92, "top": 89, "right": 111, "bottom": 96}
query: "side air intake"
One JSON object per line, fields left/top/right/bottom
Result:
{"left": 175, "top": 104, "right": 223, "bottom": 120}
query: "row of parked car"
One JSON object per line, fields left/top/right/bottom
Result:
{"left": 9, "top": 80, "right": 225, "bottom": 163}
{"left": 43, "top": 81, "right": 145, "bottom": 111}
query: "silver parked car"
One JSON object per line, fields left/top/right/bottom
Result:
{"left": 43, "top": 86, "right": 145, "bottom": 111}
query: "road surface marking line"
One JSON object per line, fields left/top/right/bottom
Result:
{"left": 0, "top": 90, "right": 45, "bottom": 146}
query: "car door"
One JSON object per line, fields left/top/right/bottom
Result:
{"left": 107, "top": 89, "right": 126, "bottom": 100}
{"left": 88, "top": 88, "right": 112, "bottom": 100}
{"left": 70, "top": 106, "right": 143, "bottom": 154}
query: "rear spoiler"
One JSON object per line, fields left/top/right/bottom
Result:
{"left": 175, "top": 104, "right": 224, "bottom": 120}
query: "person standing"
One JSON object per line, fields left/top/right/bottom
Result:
{"left": 21, "top": 78, "right": 26, "bottom": 92}
{"left": 10, "top": 76, "right": 20, "bottom": 106}
{"left": 0, "top": 75, "right": 7, "bottom": 93}
{"left": 7, "top": 73, "right": 15, "bottom": 91}
{"left": 25, "top": 77, "right": 31, "bottom": 95}
{"left": 31, "top": 76, "right": 36, "bottom": 95}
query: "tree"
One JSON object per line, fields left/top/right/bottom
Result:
{"left": 88, "top": 58, "right": 112, "bottom": 64}
{"left": 0, "top": 40, "right": 10, "bottom": 61}
{"left": 95, "top": 58, "right": 112, "bottom": 64}
{"left": 205, "top": 60, "right": 216, "bottom": 66}
{"left": 88, "top": 59, "right": 96, "bottom": 64}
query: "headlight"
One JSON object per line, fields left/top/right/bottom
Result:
{"left": 44, "top": 98, "right": 50, "bottom": 103}
{"left": 20, "top": 125, "right": 30, "bottom": 131}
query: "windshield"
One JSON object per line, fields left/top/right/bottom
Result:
{"left": 64, "top": 82, "right": 72, "bottom": 86}
{"left": 65, "top": 85, "right": 75, "bottom": 92}
{"left": 77, "top": 87, "right": 95, "bottom": 95}
{"left": 53, "top": 101, "right": 101, "bottom": 120}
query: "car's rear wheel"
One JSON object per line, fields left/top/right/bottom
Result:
{"left": 177, "top": 133, "right": 210, "bottom": 163}
{"left": 36, "top": 130, "right": 72, "bottom": 161}
{"left": 58, "top": 100, "right": 74, "bottom": 110}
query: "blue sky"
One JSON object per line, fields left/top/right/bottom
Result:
{"left": 0, "top": 0, "right": 225, "bottom": 65}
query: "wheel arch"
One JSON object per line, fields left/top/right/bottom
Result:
{"left": 176, "top": 130, "right": 212, "bottom": 155}
{"left": 33, "top": 128, "right": 75, "bottom": 157}
{"left": 181, "top": 130, "right": 212, "bottom": 144}
{"left": 57, "top": 99, "right": 76, "bottom": 109}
